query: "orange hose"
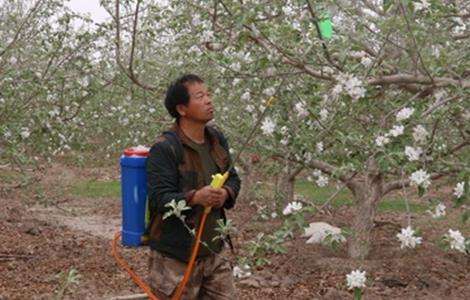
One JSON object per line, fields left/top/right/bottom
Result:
{"left": 112, "top": 231, "right": 160, "bottom": 300}
{"left": 171, "top": 210, "right": 210, "bottom": 300}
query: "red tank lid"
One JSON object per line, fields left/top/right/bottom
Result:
{"left": 123, "top": 145, "right": 150, "bottom": 157}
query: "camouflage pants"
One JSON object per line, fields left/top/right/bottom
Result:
{"left": 148, "top": 250, "right": 235, "bottom": 300}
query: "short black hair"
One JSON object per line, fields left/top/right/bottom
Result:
{"left": 164, "top": 74, "right": 204, "bottom": 119}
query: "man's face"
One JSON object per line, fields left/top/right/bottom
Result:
{"left": 178, "top": 82, "right": 214, "bottom": 123}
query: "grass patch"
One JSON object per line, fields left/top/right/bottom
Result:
{"left": 378, "top": 199, "right": 427, "bottom": 213}
{"left": 70, "top": 180, "right": 120, "bottom": 198}
{"left": 295, "top": 180, "right": 353, "bottom": 208}
{"left": 295, "top": 180, "right": 427, "bottom": 213}
{"left": 0, "top": 169, "right": 23, "bottom": 184}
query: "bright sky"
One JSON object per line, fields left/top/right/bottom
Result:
{"left": 66, "top": 0, "right": 109, "bottom": 24}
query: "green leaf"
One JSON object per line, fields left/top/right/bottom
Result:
{"left": 383, "top": 0, "right": 393, "bottom": 12}
{"left": 418, "top": 186, "right": 426, "bottom": 197}
{"left": 461, "top": 210, "right": 469, "bottom": 224}
{"left": 354, "top": 287, "right": 362, "bottom": 300}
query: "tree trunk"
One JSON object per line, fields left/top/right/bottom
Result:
{"left": 238, "top": 159, "right": 255, "bottom": 203}
{"left": 348, "top": 160, "right": 383, "bottom": 259}
{"left": 279, "top": 159, "right": 296, "bottom": 205}
{"left": 280, "top": 176, "right": 295, "bottom": 204}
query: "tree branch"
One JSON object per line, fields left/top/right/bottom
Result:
{"left": 114, "top": 0, "right": 157, "bottom": 92}
{"left": 0, "top": 0, "right": 44, "bottom": 57}
{"left": 398, "top": 1, "right": 434, "bottom": 84}
{"left": 305, "top": 0, "right": 343, "bottom": 71}
{"left": 368, "top": 74, "right": 470, "bottom": 88}
{"left": 383, "top": 172, "right": 453, "bottom": 196}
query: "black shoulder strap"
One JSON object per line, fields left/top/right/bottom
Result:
{"left": 206, "top": 126, "right": 223, "bottom": 142}
{"left": 163, "top": 131, "right": 184, "bottom": 164}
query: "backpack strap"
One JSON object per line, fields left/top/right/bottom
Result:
{"left": 206, "top": 126, "right": 223, "bottom": 145}
{"left": 143, "top": 131, "right": 183, "bottom": 246}
{"left": 163, "top": 130, "right": 184, "bottom": 165}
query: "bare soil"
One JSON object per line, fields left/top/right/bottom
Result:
{"left": 1, "top": 164, "right": 469, "bottom": 299}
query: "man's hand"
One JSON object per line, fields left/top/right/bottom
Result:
{"left": 192, "top": 186, "right": 228, "bottom": 208}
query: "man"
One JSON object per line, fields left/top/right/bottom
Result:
{"left": 146, "top": 74, "right": 241, "bottom": 299}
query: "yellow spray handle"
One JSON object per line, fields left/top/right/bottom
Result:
{"left": 204, "top": 172, "right": 229, "bottom": 213}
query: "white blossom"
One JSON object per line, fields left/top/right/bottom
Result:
{"left": 346, "top": 270, "right": 366, "bottom": 289}
{"left": 413, "top": 125, "right": 428, "bottom": 144}
{"left": 453, "top": 22, "right": 467, "bottom": 35}
{"left": 282, "top": 201, "right": 303, "bottom": 215}
{"left": 427, "top": 202, "right": 446, "bottom": 219}
{"left": 316, "top": 175, "right": 329, "bottom": 187}
{"left": 263, "top": 87, "right": 276, "bottom": 97}
{"left": 397, "top": 226, "right": 423, "bottom": 249}
{"left": 291, "top": 20, "right": 301, "bottom": 31}
{"left": 375, "top": 135, "right": 390, "bottom": 147}
{"left": 201, "top": 30, "right": 214, "bottom": 41}
{"left": 389, "top": 124, "right": 404, "bottom": 137}
{"left": 294, "top": 102, "right": 309, "bottom": 119}
{"left": 230, "top": 62, "right": 241, "bottom": 72}
{"left": 265, "top": 67, "right": 276, "bottom": 77}
{"left": 303, "top": 152, "right": 312, "bottom": 162}
{"left": 437, "top": 143, "right": 447, "bottom": 152}
{"left": 349, "top": 51, "right": 367, "bottom": 58}
{"left": 282, "top": 6, "right": 294, "bottom": 17}
{"left": 409, "top": 169, "right": 431, "bottom": 188}
{"left": 312, "top": 169, "right": 322, "bottom": 177}
{"left": 331, "top": 84, "right": 343, "bottom": 96}
{"left": 163, "top": 199, "right": 191, "bottom": 220}
{"left": 271, "top": 212, "right": 278, "bottom": 219}
{"left": 316, "top": 142, "right": 324, "bottom": 153}
{"left": 431, "top": 45, "right": 441, "bottom": 58}
{"left": 334, "top": 73, "right": 366, "bottom": 100}
{"left": 233, "top": 264, "right": 252, "bottom": 278}
{"left": 241, "top": 91, "right": 251, "bottom": 101}
{"left": 245, "top": 105, "right": 254, "bottom": 113}
{"left": 344, "top": 76, "right": 366, "bottom": 100}
{"left": 414, "top": 0, "right": 431, "bottom": 12}
{"left": 396, "top": 107, "right": 415, "bottom": 122}
{"left": 445, "top": 229, "right": 466, "bottom": 253}
{"left": 191, "top": 14, "right": 202, "bottom": 27}
{"left": 361, "top": 56, "right": 373, "bottom": 68}
{"left": 319, "top": 108, "right": 329, "bottom": 121}
{"left": 453, "top": 182, "right": 465, "bottom": 198}
{"left": 20, "top": 128, "right": 31, "bottom": 139}
{"left": 405, "top": 146, "right": 423, "bottom": 161}
{"left": 280, "top": 126, "right": 288, "bottom": 135}
{"left": 48, "top": 107, "right": 60, "bottom": 117}
{"left": 261, "top": 117, "right": 276, "bottom": 135}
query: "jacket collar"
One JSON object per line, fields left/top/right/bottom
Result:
{"left": 170, "top": 122, "right": 219, "bottom": 149}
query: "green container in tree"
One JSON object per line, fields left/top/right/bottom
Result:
{"left": 318, "top": 14, "right": 333, "bottom": 39}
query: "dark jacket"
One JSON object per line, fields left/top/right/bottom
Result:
{"left": 146, "top": 123, "right": 241, "bottom": 262}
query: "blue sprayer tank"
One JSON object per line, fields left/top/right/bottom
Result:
{"left": 120, "top": 146, "right": 150, "bottom": 247}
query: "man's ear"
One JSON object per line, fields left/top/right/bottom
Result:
{"left": 176, "top": 104, "right": 187, "bottom": 117}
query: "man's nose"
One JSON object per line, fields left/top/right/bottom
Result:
{"left": 204, "top": 94, "right": 212, "bottom": 104}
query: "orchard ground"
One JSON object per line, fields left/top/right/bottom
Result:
{"left": 1, "top": 158, "right": 469, "bottom": 300}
